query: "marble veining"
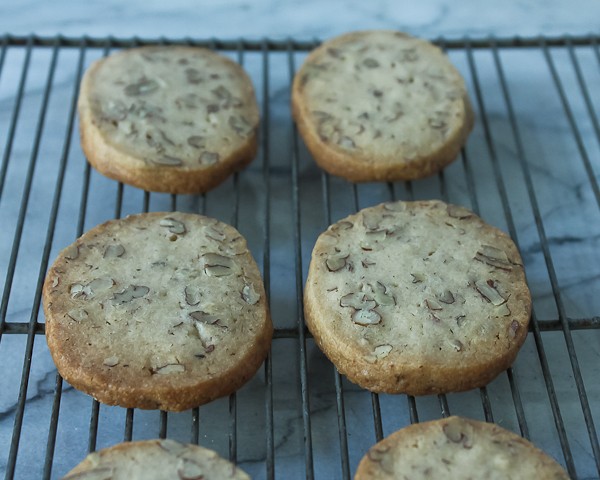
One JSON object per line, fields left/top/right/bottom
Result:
{"left": 1, "top": 0, "right": 599, "bottom": 39}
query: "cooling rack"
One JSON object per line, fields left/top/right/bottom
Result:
{"left": 0, "top": 34, "right": 599, "bottom": 479}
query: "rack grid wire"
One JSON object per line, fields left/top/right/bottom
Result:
{"left": 0, "top": 34, "right": 599, "bottom": 480}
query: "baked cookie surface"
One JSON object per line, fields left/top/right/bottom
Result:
{"left": 355, "top": 416, "right": 568, "bottom": 479}
{"left": 304, "top": 200, "right": 531, "bottom": 395}
{"left": 63, "top": 439, "right": 250, "bottom": 479}
{"left": 292, "top": 31, "right": 473, "bottom": 181}
{"left": 356, "top": 416, "right": 568, "bottom": 479}
{"left": 78, "top": 46, "right": 259, "bottom": 193}
{"left": 44, "top": 212, "right": 272, "bottom": 411}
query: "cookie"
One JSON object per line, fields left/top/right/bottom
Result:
{"left": 78, "top": 46, "right": 259, "bottom": 194}
{"left": 43, "top": 212, "right": 272, "bottom": 411}
{"left": 292, "top": 30, "right": 474, "bottom": 182}
{"left": 304, "top": 200, "right": 531, "bottom": 395}
{"left": 356, "top": 416, "right": 568, "bottom": 479}
{"left": 63, "top": 439, "right": 250, "bottom": 479}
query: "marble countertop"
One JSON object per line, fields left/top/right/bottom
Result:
{"left": 2, "top": 0, "right": 600, "bottom": 40}
{"left": 0, "top": 2, "right": 599, "bottom": 480}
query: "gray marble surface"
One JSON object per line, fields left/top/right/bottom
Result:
{"left": 2, "top": 0, "right": 600, "bottom": 39}
{"left": 0, "top": 2, "right": 599, "bottom": 479}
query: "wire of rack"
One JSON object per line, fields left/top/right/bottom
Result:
{"left": 0, "top": 34, "right": 599, "bottom": 479}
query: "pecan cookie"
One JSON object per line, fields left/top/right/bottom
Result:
{"left": 356, "top": 416, "right": 568, "bottom": 479}
{"left": 292, "top": 31, "right": 473, "bottom": 182}
{"left": 304, "top": 200, "right": 531, "bottom": 395}
{"left": 44, "top": 212, "right": 272, "bottom": 411}
{"left": 63, "top": 439, "right": 250, "bottom": 479}
{"left": 78, "top": 46, "right": 259, "bottom": 193}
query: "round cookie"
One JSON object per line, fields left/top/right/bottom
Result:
{"left": 355, "top": 416, "right": 568, "bottom": 479}
{"left": 78, "top": 46, "right": 259, "bottom": 194}
{"left": 292, "top": 30, "right": 474, "bottom": 182}
{"left": 63, "top": 439, "right": 250, "bottom": 479}
{"left": 304, "top": 200, "right": 531, "bottom": 395}
{"left": 43, "top": 212, "right": 272, "bottom": 411}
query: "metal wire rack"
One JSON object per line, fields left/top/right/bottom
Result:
{"left": 0, "top": 33, "right": 599, "bottom": 479}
